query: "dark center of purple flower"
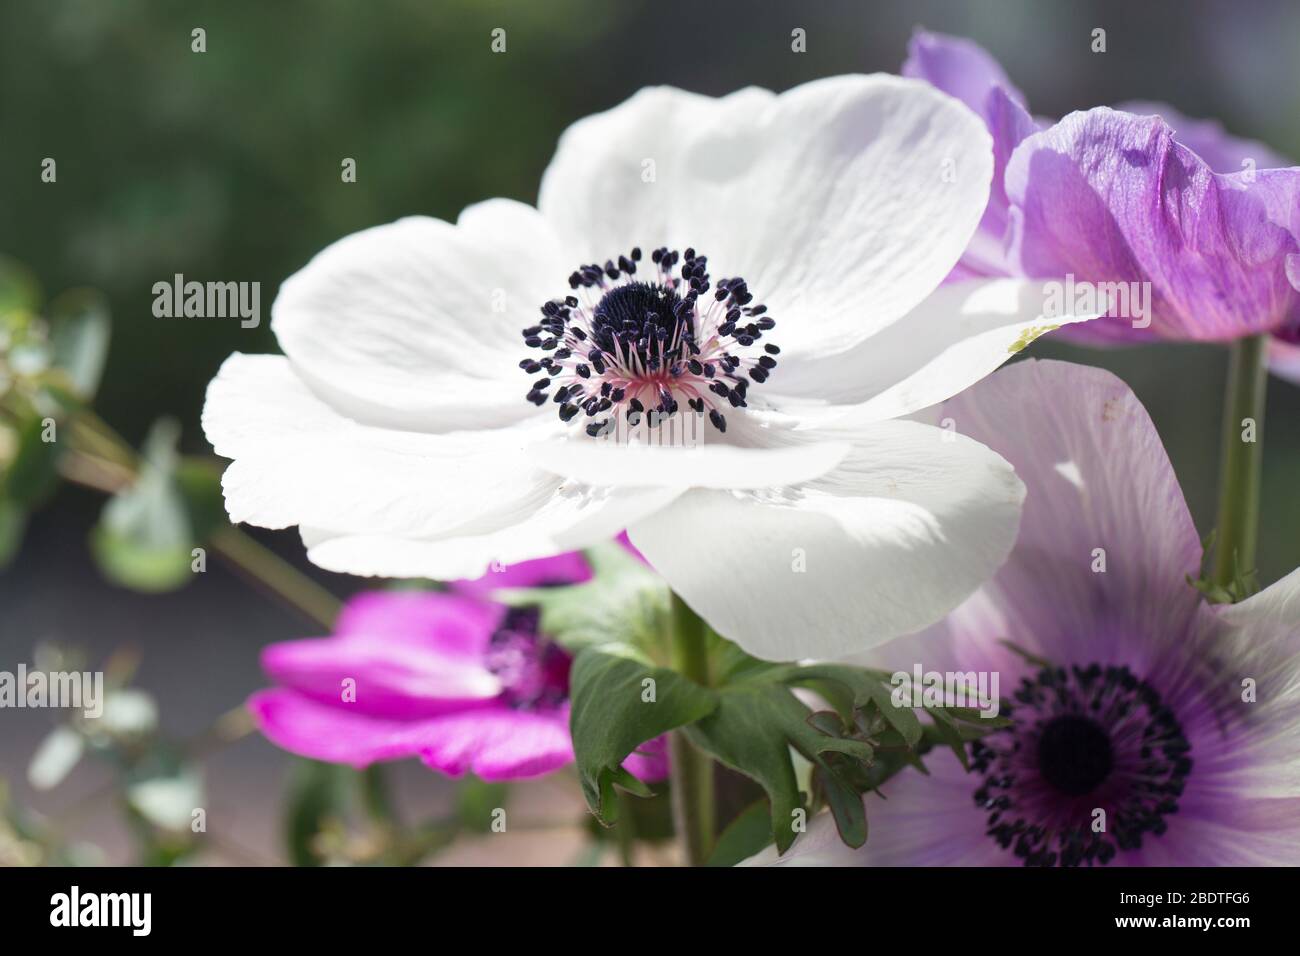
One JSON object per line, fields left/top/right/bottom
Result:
{"left": 1036, "top": 714, "right": 1114, "bottom": 796}
{"left": 483, "top": 606, "right": 572, "bottom": 711}
{"left": 971, "top": 663, "right": 1192, "bottom": 867}
{"left": 519, "top": 246, "right": 779, "bottom": 437}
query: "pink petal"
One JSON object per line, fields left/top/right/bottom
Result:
{"left": 262, "top": 591, "right": 506, "bottom": 718}
{"left": 417, "top": 705, "right": 574, "bottom": 781}
{"left": 621, "top": 734, "right": 669, "bottom": 783}
{"left": 334, "top": 590, "right": 503, "bottom": 657}
{"left": 450, "top": 551, "right": 591, "bottom": 599}
{"left": 248, "top": 688, "right": 429, "bottom": 767}
{"left": 615, "top": 530, "right": 651, "bottom": 568}
{"left": 261, "top": 636, "right": 502, "bottom": 718}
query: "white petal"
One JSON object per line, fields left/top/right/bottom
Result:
{"left": 1218, "top": 566, "right": 1300, "bottom": 640}
{"left": 1210, "top": 567, "right": 1300, "bottom": 798}
{"left": 628, "top": 420, "right": 1024, "bottom": 661}
{"left": 540, "top": 76, "right": 993, "bottom": 360}
{"left": 202, "top": 353, "right": 558, "bottom": 538}
{"left": 302, "top": 484, "right": 683, "bottom": 580}
{"left": 1270, "top": 336, "right": 1300, "bottom": 385}
{"left": 271, "top": 200, "right": 569, "bottom": 432}
{"left": 539, "top": 85, "right": 774, "bottom": 260}
{"left": 524, "top": 433, "right": 850, "bottom": 489}
{"left": 771, "top": 278, "right": 1102, "bottom": 425}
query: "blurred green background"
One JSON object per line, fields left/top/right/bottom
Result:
{"left": 1, "top": 0, "right": 1297, "bottom": 863}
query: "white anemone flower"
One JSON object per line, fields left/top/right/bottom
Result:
{"left": 202, "top": 75, "right": 1094, "bottom": 661}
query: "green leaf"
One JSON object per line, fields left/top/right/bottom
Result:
{"left": 685, "top": 680, "right": 872, "bottom": 854}
{"left": 585, "top": 784, "right": 675, "bottom": 846}
{"left": 781, "top": 663, "right": 924, "bottom": 749}
{"left": 706, "top": 799, "right": 773, "bottom": 867}
{"left": 501, "top": 540, "right": 671, "bottom": 654}
{"left": 90, "top": 418, "right": 194, "bottom": 592}
{"left": 569, "top": 642, "right": 717, "bottom": 823}
{"left": 923, "top": 705, "right": 972, "bottom": 769}
{"left": 814, "top": 762, "right": 868, "bottom": 848}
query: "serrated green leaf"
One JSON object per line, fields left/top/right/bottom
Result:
{"left": 569, "top": 642, "right": 717, "bottom": 823}
{"left": 684, "top": 680, "right": 872, "bottom": 855}
{"left": 706, "top": 799, "right": 773, "bottom": 867}
{"left": 814, "top": 763, "right": 867, "bottom": 848}
{"left": 585, "top": 782, "right": 675, "bottom": 846}
{"left": 939, "top": 705, "right": 1012, "bottom": 729}
{"left": 782, "top": 663, "right": 924, "bottom": 749}
{"left": 924, "top": 705, "right": 971, "bottom": 769}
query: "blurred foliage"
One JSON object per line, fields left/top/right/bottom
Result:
{"left": 0, "top": 256, "right": 235, "bottom": 593}
{"left": 4, "top": 642, "right": 209, "bottom": 866}
{"left": 0, "top": 257, "right": 108, "bottom": 564}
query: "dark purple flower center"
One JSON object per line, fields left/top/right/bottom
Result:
{"left": 483, "top": 606, "right": 571, "bottom": 711}
{"left": 1036, "top": 715, "right": 1114, "bottom": 796}
{"left": 519, "top": 246, "right": 779, "bottom": 437}
{"left": 971, "top": 663, "right": 1192, "bottom": 867}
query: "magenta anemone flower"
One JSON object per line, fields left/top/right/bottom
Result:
{"left": 750, "top": 360, "right": 1300, "bottom": 866}
{"left": 248, "top": 552, "right": 666, "bottom": 782}
{"left": 903, "top": 30, "right": 1300, "bottom": 368}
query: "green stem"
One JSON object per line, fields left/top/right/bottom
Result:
{"left": 667, "top": 592, "right": 714, "bottom": 866}
{"left": 211, "top": 526, "right": 342, "bottom": 629}
{"left": 359, "top": 764, "right": 398, "bottom": 825}
{"left": 614, "top": 790, "right": 637, "bottom": 866}
{"left": 1211, "top": 335, "right": 1268, "bottom": 596}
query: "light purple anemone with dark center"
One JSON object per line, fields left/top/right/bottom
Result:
{"left": 750, "top": 360, "right": 1300, "bottom": 866}
{"left": 248, "top": 552, "right": 668, "bottom": 782}
{"left": 903, "top": 30, "right": 1300, "bottom": 380}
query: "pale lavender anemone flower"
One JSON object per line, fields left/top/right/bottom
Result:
{"left": 750, "top": 360, "right": 1300, "bottom": 866}
{"left": 249, "top": 552, "right": 667, "bottom": 782}
{"left": 904, "top": 30, "right": 1300, "bottom": 379}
